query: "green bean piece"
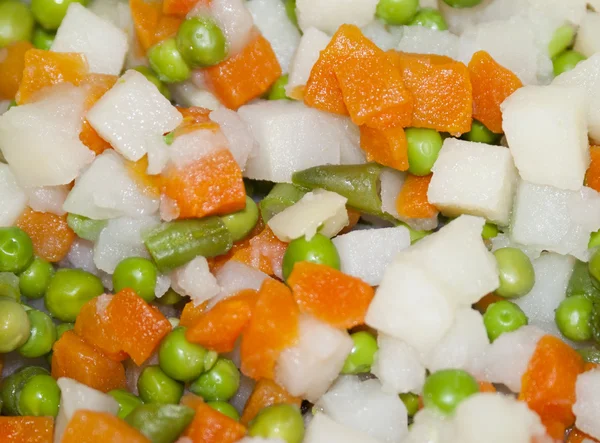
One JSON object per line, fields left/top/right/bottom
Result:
{"left": 1, "top": 366, "right": 48, "bottom": 416}
{"left": 284, "top": 0, "right": 298, "bottom": 28}
{"left": 221, "top": 196, "right": 259, "bottom": 242}
{"left": 66, "top": 213, "right": 107, "bottom": 242}
{"left": 567, "top": 259, "right": 600, "bottom": 302}
{"left": 577, "top": 347, "right": 600, "bottom": 364}
{"left": 548, "top": 24, "right": 576, "bottom": 59}
{"left": 268, "top": 75, "right": 291, "bottom": 101}
{"left": 125, "top": 403, "right": 195, "bottom": 443}
{"left": 109, "top": 389, "right": 144, "bottom": 419}
{"left": 400, "top": 392, "right": 419, "bottom": 417}
{"left": 259, "top": 183, "right": 307, "bottom": 224}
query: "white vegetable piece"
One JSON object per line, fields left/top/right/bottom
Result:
{"left": 371, "top": 334, "right": 426, "bottom": 395}
{"left": 238, "top": 101, "right": 341, "bottom": 183}
{"left": 574, "top": 368, "right": 600, "bottom": 440}
{"left": 509, "top": 182, "right": 600, "bottom": 261}
{"left": 361, "top": 20, "right": 401, "bottom": 51}
{"left": 501, "top": 85, "right": 588, "bottom": 190}
{"left": 169, "top": 80, "right": 221, "bottom": 110}
{"left": 0, "top": 84, "right": 94, "bottom": 188}
{"left": 26, "top": 185, "right": 69, "bottom": 216}
{"left": 304, "top": 413, "right": 381, "bottom": 443}
{"left": 168, "top": 128, "right": 226, "bottom": 169}
{"left": 237, "top": 438, "right": 286, "bottom": 443}
{"left": 490, "top": 234, "right": 541, "bottom": 262}
{"left": 574, "top": 11, "right": 600, "bottom": 58}
{"left": 286, "top": 27, "right": 330, "bottom": 98}
{"left": 209, "top": 0, "right": 254, "bottom": 56}
{"left": 63, "top": 151, "right": 159, "bottom": 220}
{"left": 51, "top": 3, "right": 128, "bottom": 75}
{"left": 211, "top": 261, "right": 270, "bottom": 308}
{"left": 428, "top": 139, "right": 518, "bottom": 226}
{"left": 170, "top": 256, "right": 221, "bottom": 306}
{"left": 321, "top": 114, "right": 365, "bottom": 165}
{"left": 404, "top": 409, "right": 456, "bottom": 443}
{"left": 296, "top": 0, "right": 377, "bottom": 35}
{"left": 0, "top": 164, "right": 27, "bottom": 226}
{"left": 87, "top": 70, "right": 182, "bottom": 170}
{"left": 268, "top": 189, "right": 348, "bottom": 242}
{"left": 317, "top": 376, "right": 408, "bottom": 443}
{"left": 65, "top": 239, "right": 99, "bottom": 276}
{"left": 54, "top": 378, "right": 119, "bottom": 443}
{"left": 332, "top": 226, "right": 411, "bottom": 286}
{"left": 0, "top": 100, "right": 10, "bottom": 116}
{"left": 209, "top": 107, "right": 257, "bottom": 170}
{"left": 398, "top": 27, "right": 460, "bottom": 59}
{"left": 275, "top": 314, "right": 353, "bottom": 402}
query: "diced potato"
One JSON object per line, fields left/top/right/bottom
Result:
{"left": 501, "top": 85, "right": 588, "bottom": 190}
{"left": 398, "top": 26, "right": 460, "bottom": 59}
{"left": 296, "top": 0, "right": 378, "bottom": 35}
{"left": 428, "top": 138, "right": 518, "bottom": 226}
{"left": 26, "top": 185, "right": 69, "bottom": 216}
{"left": 404, "top": 409, "right": 456, "bottom": 443}
{"left": 168, "top": 128, "right": 227, "bottom": 169}
{"left": 169, "top": 80, "right": 221, "bottom": 110}
{"left": 573, "top": 369, "right": 600, "bottom": 440}
{"left": 210, "top": 261, "right": 271, "bottom": 308}
{"left": 305, "top": 413, "right": 382, "bottom": 443}
{"left": 171, "top": 256, "right": 220, "bottom": 306}
{"left": 209, "top": 108, "right": 257, "bottom": 170}
{"left": 490, "top": 233, "right": 541, "bottom": 262}
{"left": 574, "top": 11, "right": 600, "bottom": 58}
{"left": 322, "top": 114, "right": 365, "bottom": 165}
{"left": 0, "top": 164, "right": 27, "bottom": 227}
{"left": 209, "top": 0, "right": 255, "bottom": 57}
{"left": 286, "top": 27, "right": 330, "bottom": 98}
{"left": 361, "top": 21, "right": 401, "bottom": 51}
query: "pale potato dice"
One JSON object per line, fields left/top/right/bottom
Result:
{"left": 170, "top": 256, "right": 220, "bottom": 306}
{"left": 574, "top": 369, "right": 600, "bottom": 440}
{"left": 305, "top": 413, "right": 381, "bottom": 443}
{"left": 574, "top": 11, "right": 600, "bottom": 58}
{"left": 0, "top": 164, "right": 27, "bottom": 227}
{"left": 296, "top": 0, "right": 378, "bottom": 34}
{"left": 286, "top": 27, "right": 330, "bottom": 98}
{"left": 398, "top": 26, "right": 459, "bottom": 59}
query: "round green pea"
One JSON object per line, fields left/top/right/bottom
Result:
{"left": 483, "top": 300, "right": 528, "bottom": 342}
{"left": 442, "top": 0, "right": 483, "bottom": 8}
{"left": 341, "top": 331, "right": 378, "bottom": 375}
{"left": 0, "top": 0, "right": 34, "bottom": 47}
{"left": 137, "top": 365, "right": 184, "bottom": 405}
{"left": 44, "top": 268, "right": 104, "bottom": 322}
{"left": 1, "top": 366, "right": 48, "bottom": 416}
{"left": 282, "top": 233, "right": 340, "bottom": 280}
{"left": 19, "top": 257, "right": 54, "bottom": 300}
{"left": 376, "top": 0, "right": 419, "bottom": 25}
{"left": 493, "top": 247, "right": 535, "bottom": 299}
{"left": 221, "top": 196, "right": 259, "bottom": 242}
{"left": 109, "top": 389, "right": 144, "bottom": 419}
{"left": 482, "top": 222, "right": 499, "bottom": 240}
{"left": 548, "top": 24, "right": 575, "bottom": 59}
{"left": 422, "top": 369, "right": 479, "bottom": 415}
{"left": 589, "top": 230, "right": 600, "bottom": 249}
{"left": 248, "top": 404, "right": 305, "bottom": 443}
{"left": 207, "top": 401, "right": 240, "bottom": 421}
{"left": 284, "top": 0, "right": 298, "bottom": 28}
{"left": 408, "top": 8, "right": 448, "bottom": 30}
{"left": 553, "top": 50, "right": 586, "bottom": 77}
{"left": 0, "top": 272, "right": 21, "bottom": 302}
{"left": 18, "top": 374, "right": 60, "bottom": 418}
{"left": 189, "top": 358, "right": 240, "bottom": 402}
{"left": 400, "top": 392, "right": 419, "bottom": 417}
{"left": 18, "top": 309, "right": 57, "bottom": 358}
{"left": 31, "top": 27, "right": 55, "bottom": 50}
{"left": 158, "top": 326, "right": 208, "bottom": 382}
{"left": 56, "top": 322, "right": 74, "bottom": 340}
{"left": 31, "top": 0, "right": 86, "bottom": 31}
{"left": 462, "top": 120, "right": 502, "bottom": 145}
{"left": 555, "top": 295, "right": 593, "bottom": 342}
{"left": 176, "top": 16, "right": 227, "bottom": 68}
{"left": 406, "top": 127, "right": 443, "bottom": 176}
{"left": 0, "top": 299, "right": 30, "bottom": 353}
{"left": 268, "top": 75, "right": 290, "bottom": 101}
{"left": 0, "top": 227, "right": 33, "bottom": 273}
{"left": 132, "top": 66, "right": 171, "bottom": 101}
{"left": 113, "top": 257, "right": 158, "bottom": 302}
{"left": 156, "top": 288, "right": 185, "bottom": 306}
{"left": 148, "top": 38, "right": 191, "bottom": 84}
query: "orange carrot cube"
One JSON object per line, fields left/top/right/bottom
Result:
{"left": 586, "top": 146, "right": 600, "bottom": 193}
{"left": 61, "top": 410, "right": 149, "bottom": 443}
{"left": 229, "top": 226, "right": 287, "bottom": 277}
{"left": 396, "top": 174, "right": 438, "bottom": 219}
{"left": 240, "top": 379, "right": 302, "bottom": 425}
{"left": 180, "top": 301, "right": 208, "bottom": 328}
{"left": 359, "top": 125, "right": 409, "bottom": 171}
{"left": 16, "top": 208, "right": 76, "bottom": 263}
{"left": 0, "top": 41, "right": 34, "bottom": 100}
{"left": 0, "top": 416, "right": 53, "bottom": 443}
{"left": 129, "top": 0, "right": 182, "bottom": 51}
{"left": 181, "top": 394, "right": 247, "bottom": 443}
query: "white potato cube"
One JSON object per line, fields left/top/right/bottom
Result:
{"left": 0, "top": 164, "right": 27, "bottom": 226}
{"left": 209, "top": 107, "right": 257, "bottom": 170}
{"left": 398, "top": 26, "right": 460, "bottom": 59}
{"left": 51, "top": 3, "right": 128, "bottom": 75}
{"left": 574, "top": 11, "right": 600, "bottom": 58}
{"left": 321, "top": 114, "right": 365, "bottom": 165}
{"left": 371, "top": 335, "right": 426, "bottom": 394}
{"left": 210, "top": 261, "right": 271, "bottom": 308}
{"left": 574, "top": 368, "right": 600, "bottom": 440}
{"left": 361, "top": 20, "right": 401, "bottom": 51}
{"left": 305, "top": 413, "right": 381, "bottom": 443}
{"left": 208, "top": 0, "right": 254, "bottom": 57}
{"left": 296, "top": 0, "right": 377, "bottom": 35}
{"left": 404, "top": 409, "right": 456, "bottom": 443}
{"left": 428, "top": 138, "right": 518, "bottom": 226}
{"left": 171, "top": 256, "right": 220, "bottom": 306}
{"left": 26, "top": 185, "right": 69, "bottom": 216}
{"left": 490, "top": 234, "right": 542, "bottom": 262}
{"left": 501, "top": 85, "right": 588, "bottom": 190}
{"left": 286, "top": 27, "right": 330, "bottom": 98}
{"left": 169, "top": 80, "right": 221, "bottom": 110}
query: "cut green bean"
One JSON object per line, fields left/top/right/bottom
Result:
{"left": 259, "top": 183, "right": 307, "bottom": 223}
{"left": 67, "top": 213, "right": 107, "bottom": 242}
{"left": 125, "top": 403, "right": 195, "bottom": 443}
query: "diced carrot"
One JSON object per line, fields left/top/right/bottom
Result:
{"left": 186, "top": 289, "right": 258, "bottom": 353}
{"left": 473, "top": 293, "right": 504, "bottom": 315}
{"left": 240, "top": 379, "right": 302, "bottom": 425}
{"left": 340, "top": 208, "right": 361, "bottom": 235}
{"left": 304, "top": 24, "right": 381, "bottom": 115}
{"left": 519, "top": 335, "right": 585, "bottom": 440}
{"left": 181, "top": 394, "right": 247, "bottom": 443}
{"left": 584, "top": 362, "right": 599, "bottom": 372}
{"left": 16, "top": 208, "right": 75, "bottom": 263}
{"left": 61, "top": 410, "right": 150, "bottom": 443}
{"left": 396, "top": 174, "right": 438, "bottom": 219}
{"left": 204, "top": 33, "right": 281, "bottom": 110}
{"left": 287, "top": 262, "right": 374, "bottom": 329}
{"left": 0, "top": 41, "right": 34, "bottom": 100}
{"left": 567, "top": 428, "right": 600, "bottom": 443}
{"left": 585, "top": 146, "right": 600, "bottom": 193}
{"left": 126, "top": 156, "right": 162, "bottom": 198}
{"left": 0, "top": 417, "right": 53, "bottom": 443}
{"left": 478, "top": 381, "right": 496, "bottom": 393}
{"left": 129, "top": 0, "right": 182, "bottom": 51}
{"left": 173, "top": 106, "right": 219, "bottom": 138}
{"left": 240, "top": 279, "right": 299, "bottom": 380}
{"left": 180, "top": 301, "right": 208, "bottom": 328}
{"left": 79, "top": 74, "right": 118, "bottom": 155}
{"left": 51, "top": 331, "right": 126, "bottom": 393}
{"left": 387, "top": 51, "right": 454, "bottom": 68}
{"left": 359, "top": 125, "right": 408, "bottom": 171}
{"left": 163, "top": 0, "right": 209, "bottom": 15}
{"left": 16, "top": 49, "right": 88, "bottom": 105}
{"left": 229, "top": 226, "right": 287, "bottom": 277}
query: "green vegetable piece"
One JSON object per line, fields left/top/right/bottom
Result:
{"left": 284, "top": 0, "right": 298, "bottom": 28}
{"left": 109, "top": 389, "right": 144, "bottom": 420}
{"left": 155, "top": 288, "right": 185, "bottom": 306}
{"left": 221, "top": 196, "right": 259, "bottom": 242}
{"left": 422, "top": 369, "right": 479, "bottom": 415}
{"left": 31, "top": 0, "right": 85, "bottom": 31}
{"left": 577, "top": 347, "right": 600, "bottom": 364}
{"left": 19, "top": 257, "right": 54, "bottom": 300}
{"left": 125, "top": 403, "right": 195, "bottom": 443}
{"left": 341, "top": 331, "right": 378, "bottom": 375}
{"left": 112, "top": 257, "right": 158, "bottom": 302}
{"left": 56, "top": 322, "right": 74, "bottom": 340}
{"left": 553, "top": 50, "right": 586, "bottom": 77}
{"left": 31, "top": 27, "right": 55, "bottom": 50}
{"left": 406, "top": 127, "right": 443, "bottom": 176}
{"left": 408, "top": 7, "right": 448, "bottom": 31}
{"left": 0, "top": 227, "right": 34, "bottom": 273}
{"left": 18, "top": 309, "right": 57, "bottom": 358}
{"left": 260, "top": 183, "right": 307, "bottom": 223}
{"left": 0, "top": 0, "right": 34, "bottom": 47}
{"left": 282, "top": 233, "right": 340, "bottom": 281}
{"left": 137, "top": 365, "right": 184, "bottom": 405}
{"left": 207, "top": 401, "right": 240, "bottom": 421}
{"left": 548, "top": 24, "right": 575, "bottom": 59}
{"left": 441, "top": 0, "right": 483, "bottom": 8}
{"left": 148, "top": 38, "right": 191, "bottom": 84}
{"left": 0, "top": 366, "right": 48, "bottom": 416}
{"left": 66, "top": 213, "right": 107, "bottom": 242}
{"left": 0, "top": 298, "right": 30, "bottom": 353}
{"left": 189, "top": 358, "right": 240, "bottom": 402}
{"left": 204, "top": 350, "right": 218, "bottom": 372}
{"left": 376, "top": 0, "right": 419, "bottom": 25}
{"left": 462, "top": 120, "right": 502, "bottom": 145}
{"left": 44, "top": 268, "right": 104, "bottom": 322}
{"left": 7, "top": 100, "right": 17, "bottom": 110}
{"left": 483, "top": 300, "right": 528, "bottom": 342}
{"left": 567, "top": 259, "right": 600, "bottom": 301}
{"left": 555, "top": 295, "right": 593, "bottom": 342}
{"left": 493, "top": 247, "right": 535, "bottom": 299}
{"left": 168, "top": 317, "right": 180, "bottom": 328}
{"left": 0, "top": 272, "right": 21, "bottom": 302}
{"left": 17, "top": 374, "right": 60, "bottom": 418}
{"left": 158, "top": 327, "right": 208, "bottom": 382}
{"left": 590, "top": 229, "right": 600, "bottom": 249}
{"left": 249, "top": 404, "right": 304, "bottom": 443}
{"left": 143, "top": 217, "right": 233, "bottom": 272}
{"left": 177, "top": 16, "right": 227, "bottom": 68}
{"left": 481, "top": 222, "right": 499, "bottom": 240}
{"left": 268, "top": 74, "right": 290, "bottom": 100}
{"left": 400, "top": 392, "right": 419, "bottom": 417}
{"left": 133, "top": 66, "right": 172, "bottom": 101}
{"left": 589, "top": 249, "right": 600, "bottom": 290}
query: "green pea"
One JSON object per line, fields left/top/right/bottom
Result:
{"left": 158, "top": 327, "right": 207, "bottom": 382}
{"left": 125, "top": 403, "right": 195, "bottom": 443}
{"left": 112, "top": 257, "right": 158, "bottom": 302}
{"left": 66, "top": 213, "right": 107, "bottom": 242}
{"left": 156, "top": 288, "right": 185, "bottom": 306}
{"left": 31, "top": 0, "right": 86, "bottom": 31}
{"left": 204, "top": 350, "right": 218, "bottom": 372}
{"left": 578, "top": 347, "right": 600, "bottom": 364}
{"left": 221, "top": 196, "right": 259, "bottom": 243}
{"left": 461, "top": 120, "right": 502, "bottom": 145}
{"left": 341, "top": 331, "right": 378, "bottom": 375}
{"left": 284, "top": 0, "right": 298, "bottom": 28}
{"left": 56, "top": 322, "right": 74, "bottom": 340}
{"left": 422, "top": 369, "right": 479, "bottom": 415}
{"left": 132, "top": 66, "right": 171, "bottom": 101}
{"left": 408, "top": 8, "right": 448, "bottom": 30}
{"left": 400, "top": 392, "right": 419, "bottom": 417}
{"left": 163, "top": 132, "right": 175, "bottom": 146}
{"left": 555, "top": 295, "right": 593, "bottom": 342}
{"left": 282, "top": 233, "right": 340, "bottom": 281}
{"left": 590, "top": 249, "right": 600, "bottom": 289}
{"left": 483, "top": 300, "right": 528, "bottom": 342}
{"left": 441, "top": 0, "right": 482, "bottom": 8}
{"left": 376, "top": 0, "right": 419, "bottom": 25}
{"left": 553, "top": 50, "right": 586, "bottom": 76}
{"left": 406, "top": 127, "right": 443, "bottom": 176}
{"left": 548, "top": 24, "right": 575, "bottom": 59}
{"left": 0, "top": 0, "right": 34, "bottom": 48}
{"left": 0, "top": 227, "right": 33, "bottom": 273}
{"left": 0, "top": 299, "right": 30, "bottom": 353}
{"left": 493, "top": 247, "right": 535, "bottom": 299}
{"left": 137, "top": 365, "right": 184, "bottom": 405}
{"left": 589, "top": 230, "right": 600, "bottom": 249}
{"left": 18, "top": 309, "right": 57, "bottom": 358}
{"left": 0, "top": 272, "right": 21, "bottom": 302}
{"left": 482, "top": 222, "right": 499, "bottom": 240}
{"left": 44, "top": 268, "right": 104, "bottom": 322}
{"left": 31, "top": 27, "right": 55, "bottom": 50}
{"left": 1, "top": 366, "right": 48, "bottom": 416}
{"left": 207, "top": 401, "right": 240, "bottom": 421}
{"left": 108, "top": 389, "right": 144, "bottom": 419}
{"left": 268, "top": 75, "right": 290, "bottom": 101}
{"left": 189, "top": 358, "right": 240, "bottom": 402}
{"left": 17, "top": 374, "right": 60, "bottom": 418}
{"left": 19, "top": 257, "right": 54, "bottom": 300}
{"left": 148, "top": 38, "right": 191, "bottom": 84}
{"left": 176, "top": 16, "right": 227, "bottom": 68}
{"left": 248, "top": 404, "right": 305, "bottom": 443}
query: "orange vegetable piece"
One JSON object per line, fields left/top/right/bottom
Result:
{"left": 229, "top": 226, "right": 287, "bottom": 277}
{"left": 359, "top": 125, "right": 408, "bottom": 171}
{"left": 396, "top": 174, "right": 438, "bottom": 219}
{"left": 304, "top": 24, "right": 381, "bottom": 115}
{"left": 51, "top": 330, "right": 126, "bottom": 392}
{"left": 585, "top": 146, "right": 600, "bottom": 193}
{"left": 129, "top": 0, "right": 182, "bottom": 51}
{"left": 173, "top": 106, "right": 218, "bottom": 138}
{"left": 127, "top": 156, "right": 162, "bottom": 198}
{"left": 478, "top": 381, "right": 496, "bottom": 393}
{"left": 240, "top": 379, "right": 302, "bottom": 425}
{"left": 204, "top": 33, "right": 281, "bottom": 110}
{"left": 240, "top": 279, "right": 299, "bottom": 380}
{"left": 16, "top": 208, "right": 75, "bottom": 263}
{"left": 180, "top": 301, "right": 208, "bottom": 328}
{"left": 163, "top": 0, "right": 209, "bottom": 15}
{"left": 473, "top": 293, "right": 504, "bottom": 315}
{"left": 387, "top": 51, "right": 454, "bottom": 68}
{"left": 186, "top": 289, "right": 258, "bottom": 353}
{"left": 16, "top": 49, "right": 88, "bottom": 105}
{"left": 568, "top": 428, "right": 600, "bottom": 443}
{"left": 181, "top": 394, "right": 247, "bottom": 443}
{"left": 79, "top": 74, "right": 118, "bottom": 155}
{"left": 0, "top": 416, "right": 53, "bottom": 443}
{"left": 0, "top": 41, "right": 34, "bottom": 100}
{"left": 340, "top": 208, "right": 361, "bottom": 235}
{"left": 61, "top": 410, "right": 149, "bottom": 443}
{"left": 519, "top": 335, "right": 585, "bottom": 440}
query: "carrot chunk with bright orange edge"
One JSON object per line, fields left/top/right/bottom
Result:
{"left": 473, "top": 293, "right": 503, "bottom": 315}
{"left": 287, "top": 262, "right": 374, "bottom": 329}
{"left": 51, "top": 331, "right": 126, "bottom": 392}
{"left": 181, "top": 394, "right": 247, "bottom": 443}
{"left": 163, "top": 0, "right": 209, "bottom": 15}
{"left": 61, "top": 410, "right": 150, "bottom": 443}
{"left": 180, "top": 301, "right": 208, "bottom": 328}
{"left": 396, "top": 174, "right": 438, "bottom": 219}
{"left": 16, "top": 49, "right": 88, "bottom": 105}
{"left": 585, "top": 146, "right": 600, "bottom": 192}
{"left": 186, "top": 289, "right": 258, "bottom": 353}
{"left": 240, "top": 379, "right": 302, "bottom": 425}
{"left": 0, "top": 41, "right": 34, "bottom": 100}
{"left": 130, "top": 0, "right": 182, "bottom": 51}
{"left": 0, "top": 416, "right": 53, "bottom": 443}
{"left": 229, "top": 226, "right": 287, "bottom": 277}
{"left": 468, "top": 50, "right": 522, "bottom": 134}
{"left": 359, "top": 125, "right": 408, "bottom": 171}
{"left": 567, "top": 428, "right": 600, "bottom": 443}
{"left": 16, "top": 209, "right": 75, "bottom": 263}
{"left": 478, "top": 381, "right": 496, "bottom": 393}
{"left": 79, "top": 74, "right": 118, "bottom": 155}
{"left": 240, "top": 279, "right": 299, "bottom": 380}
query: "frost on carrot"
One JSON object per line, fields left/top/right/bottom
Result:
{"left": 240, "top": 378, "right": 302, "bottom": 425}
{"left": 0, "top": 416, "right": 53, "bottom": 443}
{"left": 16, "top": 208, "right": 76, "bottom": 263}
{"left": 229, "top": 226, "right": 287, "bottom": 277}
{"left": 130, "top": 0, "right": 182, "bottom": 51}
{"left": 0, "top": 41, "right": 34, "bottom": 100}
{"left": 396, "top": 174, "right": 438, "bottom": 219}
{"left": 359, "top": 125, "right": 409, "bottom": 171}
{"left": 61, "top": 410, "right": 149, "bottom": 443}
{"left": 585, "top": 146, "right": 600, "bottom": 193}
{"left": 79, "top": 74, "right": 118, "bottom": 155}
{"left": 181, "top": 394, "right": 247, "bottom": 443}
